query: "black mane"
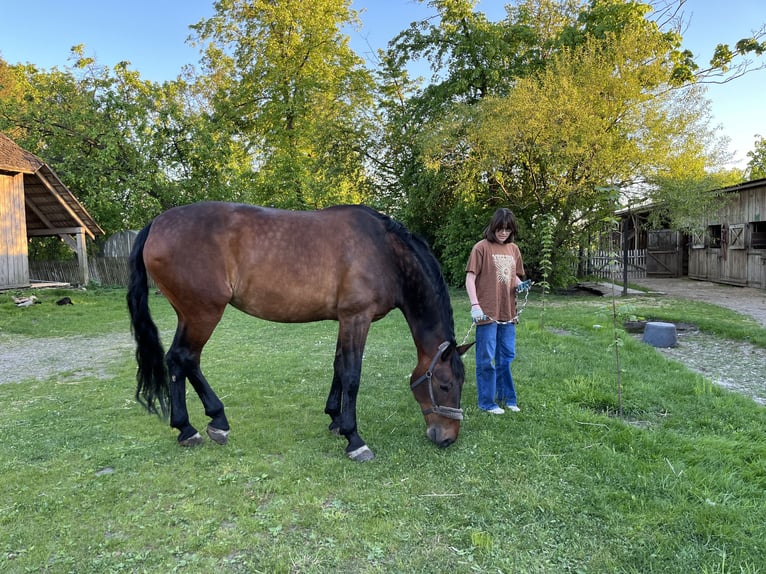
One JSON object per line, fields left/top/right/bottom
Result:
{"left": 372, "top": 208, "right": 457, "bottom": 343}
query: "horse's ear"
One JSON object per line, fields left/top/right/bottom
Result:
{"left": 456, "top": 342, "right": 474, "bottom": 356}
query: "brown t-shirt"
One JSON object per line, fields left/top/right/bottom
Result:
{"left": 466, "top": 239, "right": 525, "bottom": 324}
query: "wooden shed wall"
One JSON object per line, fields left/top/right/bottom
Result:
{"left": 688, "top": 185, "right": 766, "bottom": 289}
{"left": 0, "top": 173, "right": 30, "bottom": 289}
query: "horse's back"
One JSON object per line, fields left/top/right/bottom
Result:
{"left": 143, "top": 202, "right": 398, "bottom": 322}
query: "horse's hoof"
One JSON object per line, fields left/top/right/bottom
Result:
{"left": 206, "top": 425, "right": 230, "bottom": 445}
{"left": 347, "top": 445, "right": 375, "bottom": 462}
{"left": 179, "top": 432, "right": 204, "bottom": 447}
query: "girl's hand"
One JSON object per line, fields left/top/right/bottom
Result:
{"left": 471, "top": 306, "right": 488, "bottom": 322}
{"left": 515, "top": 280, "right": 533, "bottom": 293}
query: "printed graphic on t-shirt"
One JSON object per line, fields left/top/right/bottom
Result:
{"left": 492, "top": 254, "right": 516, "bottom": 285}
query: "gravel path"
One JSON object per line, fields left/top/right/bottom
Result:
{"left": 649, "top": 331, "right": 766, "bottom": 405}
{"left": 631, "top": 277, "right": 766, "bottom": 328}
{"left": 630, "top": 277, "right": 766, "bottom": 405}
{"left": 0, "top": 332, "right": 135, "bottom": 385}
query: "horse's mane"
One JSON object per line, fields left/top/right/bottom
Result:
{"left": 357, "top": 206, "right": 456, "bottom": 341}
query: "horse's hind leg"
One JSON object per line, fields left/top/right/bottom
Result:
{"left": 324, "top": 342, "right": 343, "bottom": 436}
{"left": 167, "top": 314, "right": 229, "bottom": 446}
{"left": 166, "top": 335, "right": 203, "bottom": 446}
{"left": 186, "top": 363, "right": 230, "bottom": 445}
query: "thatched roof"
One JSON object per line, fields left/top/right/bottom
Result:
{"left": 0, "top": 132, "right": 103, "bottom": 239}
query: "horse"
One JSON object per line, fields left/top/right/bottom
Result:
{"left": 126, "top": 201, "right": 472, "bottom": 461}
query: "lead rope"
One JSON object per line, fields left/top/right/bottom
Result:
{"left": 460, "top": 282, "right": 534, "bottom": 346}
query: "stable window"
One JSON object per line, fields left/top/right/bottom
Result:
{"left": 728, "top": 223, "right": 745, "bottom": 249}
{"left": 691, "top": 229, "right": 705, "bottom": 249}
{"left": 751, "top": 221, "right": 766, "bottom": 249}
{"left": 708, "top": 224, "right": 722, "bottom": 248}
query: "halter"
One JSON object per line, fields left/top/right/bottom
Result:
{"left": 410, "top": 341, "right": 464, "bottom": 421}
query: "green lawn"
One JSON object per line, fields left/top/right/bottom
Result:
{"left": 1, "top": 287, "right": 764, "bottom": 573}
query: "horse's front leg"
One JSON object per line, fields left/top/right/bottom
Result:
{"left": 333, "top": 318, "right": 373, "bottom": 462}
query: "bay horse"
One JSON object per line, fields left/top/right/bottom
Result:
{"left": 127, "top": 202, "right": 471, "bottom": 461}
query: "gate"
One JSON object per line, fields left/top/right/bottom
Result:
{"left": 647, "top": 230, "right": 687, "bottom": 277}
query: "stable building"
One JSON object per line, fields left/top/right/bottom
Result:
{"left": 688, "top": 177, "right": 766, "bottom": 288}
{"left": 610, "top": 177, "right": 766, "bottom": 289}
{"left": 0, "top": 133, "right": 103, "bottom": 290}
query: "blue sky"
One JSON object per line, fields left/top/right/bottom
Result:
{"left": 1, "top": 0, "right": 764, "bottom": 169}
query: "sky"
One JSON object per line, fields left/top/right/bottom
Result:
{"left": 1, "top": 0, "right": 764, "bottom": 169}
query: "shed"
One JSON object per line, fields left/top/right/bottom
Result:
{"left": 688, "top": 177, "right": 766, "bottom": 288}
{"left": 0, "top": 133, "right": 103, "bottom": 289}
{"left": 612, "top": 203, "right": 688, "bottom": 278}
{"left": 610, "top": 177, "right": 766, "bottom": 289}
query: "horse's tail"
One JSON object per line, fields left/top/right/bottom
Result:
{"left": 127, "top": 221, "right": 169, "bottom": 419}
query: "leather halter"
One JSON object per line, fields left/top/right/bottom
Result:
{"left": 410, "top": 341, "right": 464, "bottom": 421}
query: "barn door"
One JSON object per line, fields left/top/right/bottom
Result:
{"left": 647, "top": 230, "right": 683, "bottom": 277}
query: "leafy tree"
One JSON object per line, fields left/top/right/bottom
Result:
{"left": 0, "top": 48, "right": 181, "bottom": 233}
{"left": 376, "top": 0, "right": 764, "bottom": 285}
{"left": 746, "top": 135, "right": 766, "bottom": 180}
{"left": 190, "top": 0, "right": 375, "bottom": 209}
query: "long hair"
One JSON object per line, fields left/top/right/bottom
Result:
{"left": 483, "top": 208, "right": 517, "bottom": 244}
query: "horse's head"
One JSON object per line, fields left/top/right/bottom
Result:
{"left": 410, "top": 341, "right": 474, "bottom": 448}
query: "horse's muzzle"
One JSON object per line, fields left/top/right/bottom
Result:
{"left": 427, "top": 424, "right": 458, "bottom": 448}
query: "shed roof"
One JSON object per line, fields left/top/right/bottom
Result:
{"left": 0, "top": 132, "right": 103, "bottom": 239}
{"left": 614, "top": 176, "right": 766, "bottom": 217}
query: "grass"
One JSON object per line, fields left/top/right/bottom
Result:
{"left": 1, "top": 286, "right": 765, "bottom": 573}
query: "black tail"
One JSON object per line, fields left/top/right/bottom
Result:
{"left": 127, "top": 222, "right": 169, "bottom": 418}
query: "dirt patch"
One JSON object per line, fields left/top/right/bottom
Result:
{"left": 0, "top": 332, "right": 135, "bottom": 384}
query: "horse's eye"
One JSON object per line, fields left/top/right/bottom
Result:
{"left": 440, "top": 384, "right": 450, "bottom": 392}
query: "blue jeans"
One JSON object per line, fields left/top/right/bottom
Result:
{"left": 475, "top": 322, "right": 517, "bottom": 410}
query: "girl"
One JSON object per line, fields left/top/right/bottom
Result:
{"left": 465, "top": 208, "right": 526, "bottom": 414}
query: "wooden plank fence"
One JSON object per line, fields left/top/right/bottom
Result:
{"left": 29, "top": 257, "right": 154, "bottom": 287}
{"left": 581, "top": 249, "right": 646, "bottom": 280}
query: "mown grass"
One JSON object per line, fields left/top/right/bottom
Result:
{"left": 1, "top": 286, "right": 764, "bottom": 573}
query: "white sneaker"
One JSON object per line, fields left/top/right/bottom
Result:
{"left": 483, "top": 406, "right": 505, "bottom": 414}
{"left": 506, "top": 405, "right": 521, "bottom": 412}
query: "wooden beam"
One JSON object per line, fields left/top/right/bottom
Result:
{"left": 75, "top": 229, "right": 89, "bottom": 285}
{"left": 32, "top": 168, "right": 96, "bottom": 239}
{"left": 27, "top": 227, "right": 89, "bottom": 236}
{"left": 60, "top": 235, "right": 77, "bottom": 251}
{"left": 24, "top": 195, "right": 57, "bottom": 229}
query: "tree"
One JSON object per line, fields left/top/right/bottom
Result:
{"left": 190, "top": 0, "right": 376, "bottom": 209}
{"left": 0, "top": 47, "right": 265, "bottom": 235}
{"left": 375, "top": 0, "right": 764, "bottom": 285}
{"left": 746, "top": 135, "right": 766, "bottom": 180}
{"left": 0, "top": 49, "right": 173, "bottom": 233}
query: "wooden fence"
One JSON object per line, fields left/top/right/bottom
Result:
{"left": 580, "top": 249, "right": 647, "bottom": 280}
{"left": 29, "top": 257, "right": 148, "bottom": 287}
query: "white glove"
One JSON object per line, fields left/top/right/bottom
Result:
{"left": 471, "top": 306, "right": 487, "bottom": 322}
